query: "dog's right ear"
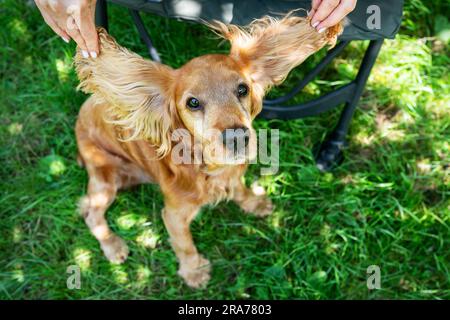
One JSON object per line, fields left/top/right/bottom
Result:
{"left": 75, "top": 28, "right": 177, "bottom": 158}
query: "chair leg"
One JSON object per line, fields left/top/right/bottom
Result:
{"left": 95, "top": 0, "right": 108, "bottom": 30}
{"left": 129, "top": 10, "right": 162, "bottom": 62}
{"left": 315, "top": 39, "right": 384, "bottom": 171}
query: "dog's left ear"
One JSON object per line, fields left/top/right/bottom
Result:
{"left": 212, "top": 13, "right": 343, "bottom": 93}
{"left": 75, "top": 28, "right": 178, "bottom": 158}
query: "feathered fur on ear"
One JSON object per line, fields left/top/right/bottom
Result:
{"left": 210, "top": 12, "right": 344, "bottom": 92}
{"left": 75, "top": 28, "right": 176, "bottom": 158}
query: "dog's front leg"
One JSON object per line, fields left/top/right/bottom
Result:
{"left": 162, "top": 204, "right": 210, "bottom": 288}
{"left": 233, "top": 180, "right": 273, "bottom": 217}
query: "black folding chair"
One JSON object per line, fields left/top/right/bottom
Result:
{"left": 95, "top": 0, "right": 404, "bottom": 171}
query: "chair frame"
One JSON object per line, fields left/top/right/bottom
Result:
{"left": 95, "top": 0, "right": 384, "bottom": 171}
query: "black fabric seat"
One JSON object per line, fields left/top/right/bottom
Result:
{"left": 95, "top": 0, "right": 405, "bottom": 171}
{"left": 109, "top": 0, "right": 403, "bottom": 40}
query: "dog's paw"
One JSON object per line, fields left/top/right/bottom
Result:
{"left": 178, "top": 255, "right": 211, "bottom": 289}
{"left": 253, "top": 197, "right": 273, "bottom": 217}
{"left": 240, "top": 196, "right": 273, "bottom": 217}
{"left": 100, "top": 235, "right": 129, "bottom": 264}
{"left": 78, "top": 196, "right": 91, "bottom": 218}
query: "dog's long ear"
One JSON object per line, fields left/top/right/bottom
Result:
{"left": 211, "top": 13, "right": 343, "bottom": 93}
{"left": 75, "top": 28, "right": 177, "bottom": 158}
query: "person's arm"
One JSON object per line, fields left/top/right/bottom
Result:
{"left": 34, "top": 0, "right": 99, "bottom": 58}
{"left": 309, "top": 0, "right": 357, "bottom": 33}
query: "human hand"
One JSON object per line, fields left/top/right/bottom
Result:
{"left": 34, "top": 0, "right": 99, "bottom": 58}
{"left": 309, "top": 0, "right": 357, "bottom": 33}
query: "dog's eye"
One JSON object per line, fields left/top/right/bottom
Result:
{"left": 237, "top": 84, "right": 248, "bottom": 97}
{"left": 186, "top": 97, "right": 201, "bottom": 110}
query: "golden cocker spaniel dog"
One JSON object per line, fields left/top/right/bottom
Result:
{"left": 74, "top": 13, "right": 343, "bottom": 288}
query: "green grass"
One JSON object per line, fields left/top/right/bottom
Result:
{"left": 0, "top": 0, "right": 449, "bottom": 299}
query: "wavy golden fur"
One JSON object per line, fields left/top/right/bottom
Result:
{"left": 74, "top": 13, "right": 343, "bottom": 288}
{"left": 209, "top": 12, "right": 342, "bottom": 90}
{"left": 75, "top": 30, "right": 178, "bottom": 157}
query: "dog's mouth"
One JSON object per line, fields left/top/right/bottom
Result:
{"left": 201, "top": 128, "right": 257, "bottom": 166}
{"left": 169, "top": 126, "right": 257, "bottom": 167}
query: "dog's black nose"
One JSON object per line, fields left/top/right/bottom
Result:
{"left": 222, "top": 126, "right": 250, "bottom": 150}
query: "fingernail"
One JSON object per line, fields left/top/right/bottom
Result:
{"left": 81, "top": 50, "right": 89, "bottom": 58}
{"left": 90, "top": 51, "right": 97, "bottom": 59}
{"left": 312, "top": 21, "right": 320, "bottom": 28}
{"left": 318, "top": 27, "right": 327, "bottom": 34}
{"left": 62, "top": 37, "right": 70, "bottom": 43}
